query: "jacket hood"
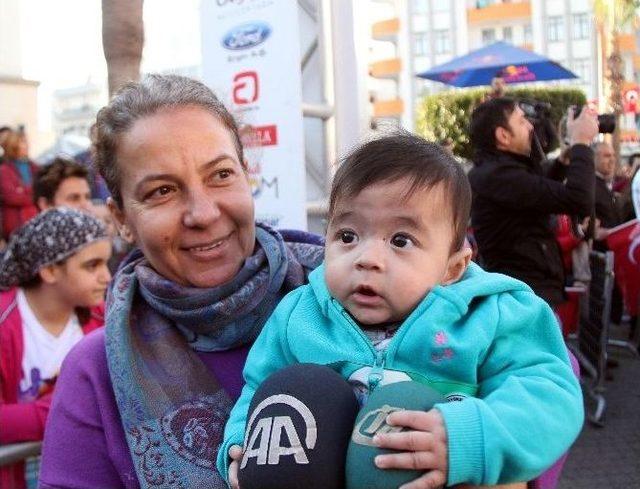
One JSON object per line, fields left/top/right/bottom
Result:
{"left": 307, "top": 261, "right": 533, "bottom": 323}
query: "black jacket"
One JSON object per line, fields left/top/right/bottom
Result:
{"left": 593, "top": 176, "right": 623, "bottom": 252}
{"left": 468, "top": 145, "right": 595, "bottom": 306}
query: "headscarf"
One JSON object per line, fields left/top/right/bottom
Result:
{"left": 0, "top": 207, "right": 108, "bottom": 288}
{"left": 105, "top": 222, "right": 324, "bottom": 488}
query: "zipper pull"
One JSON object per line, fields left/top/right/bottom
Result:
{"left": 368, "top": 350, "right": 386, "bottom": 392}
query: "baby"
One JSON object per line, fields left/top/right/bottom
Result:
{"left": 218, "top": 133, "right": 583, "bottom": 488}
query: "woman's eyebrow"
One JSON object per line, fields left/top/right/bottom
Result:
{"left": 199, "top": 154, "right": 238, "bottom": 173}
{"left": 133, "top": 173, "right": 178, "bottom": 195}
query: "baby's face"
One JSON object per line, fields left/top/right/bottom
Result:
{"left": 325, "top": 179, "right": 469, "bottom": 325}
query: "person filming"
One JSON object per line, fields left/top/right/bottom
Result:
{"left": 468, "top": 98, "right": 598, "bottom": 307}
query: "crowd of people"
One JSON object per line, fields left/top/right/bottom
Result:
{"left": 0, "top": 73, "right": 638, "bottom": 489}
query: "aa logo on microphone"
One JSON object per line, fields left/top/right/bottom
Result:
{"left": 351, "top": 404, "right": 403, "bottom": 447}
{"left": 241, "top": 394, "right": 317, "bottom": 468}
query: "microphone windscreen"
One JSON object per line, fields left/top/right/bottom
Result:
{"left": 345, "top": 381, "right": 446, "bottom": 489}
{"left": 238, "top": 363, "right": 359, "bottom": 489}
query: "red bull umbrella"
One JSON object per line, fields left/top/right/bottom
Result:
{"left": 417, "top": 41, "right": 577, "bottom": 87}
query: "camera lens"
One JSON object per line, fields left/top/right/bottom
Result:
{"left": 598, "top": 114, "right": 616, "bottom": 134}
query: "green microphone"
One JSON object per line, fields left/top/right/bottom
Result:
{"left": 345, "top": 381, "right": 446, "bottom": 489}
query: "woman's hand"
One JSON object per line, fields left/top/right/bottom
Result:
{"left": 228, "top": 444, "right": 243, "bottom": 489}
{"left": 373, "top": 409, "right": 448, "bottom": 489}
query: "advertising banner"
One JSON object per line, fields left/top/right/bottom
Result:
{"left": 201, "top": 0, "right": 307, "bottom": 229}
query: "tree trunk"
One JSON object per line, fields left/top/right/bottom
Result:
{"left": 608, "top": 34, "right": 624, "bottom": 164}
{"left": 102, "top": 0, "right": 144, "bottom": 97}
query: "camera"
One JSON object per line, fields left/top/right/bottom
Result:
{"left": 519, "top": 100, "right": 558, "bottom": 156}
{"left": 573, "top": 105, "right": 616, "bottom": 134}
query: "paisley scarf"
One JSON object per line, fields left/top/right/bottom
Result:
{"left": 105, "top": 223, "right": 323, "bottom": 488}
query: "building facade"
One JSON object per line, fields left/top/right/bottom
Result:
{"left": 366, "top": 0, "right": 639, "bottom": 131}
{"left": 0, "top": 0, "right": 40, "bottom": 149}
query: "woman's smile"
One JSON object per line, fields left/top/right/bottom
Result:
{"left": 181, "top": 232, "right": 233, "bottom": 260}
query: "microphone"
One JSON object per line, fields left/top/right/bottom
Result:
{"left": 346, "top": 381, "right": 446, "bottom": 489}
{"left": 238, "top": 363, "right": 359, "bottom": 489}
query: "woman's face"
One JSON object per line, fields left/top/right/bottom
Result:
{"left": 111, "top": 105, "right": 255, "bottom": 288}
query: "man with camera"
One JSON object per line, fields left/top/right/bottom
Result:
{"left": 468, "top": 97, "right": 598, "bottom": 306}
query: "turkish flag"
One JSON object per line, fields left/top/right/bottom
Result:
{"left": 606, "top": 219, "right": 640, "bottom": 315}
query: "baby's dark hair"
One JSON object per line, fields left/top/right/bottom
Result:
{"left": 328, "top": 131, "right": 471, "bottom": 251}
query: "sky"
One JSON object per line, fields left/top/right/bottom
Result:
{"left": 19, "top": 0, "right": 202, "bottom": 131}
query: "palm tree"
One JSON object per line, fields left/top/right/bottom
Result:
{"left": 593, "top": 0, "right": 639, "bottom": 158}
{"left": 101, "top": 0, "right": 144, "bottom": 97}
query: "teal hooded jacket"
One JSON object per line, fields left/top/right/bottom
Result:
{"left": 218, "top": 262, "right": 583, "bottom": 486}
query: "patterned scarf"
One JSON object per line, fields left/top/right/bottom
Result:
{"left": 105, "top": 223, "right": 323, "bottom": 488}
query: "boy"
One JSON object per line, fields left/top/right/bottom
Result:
{"left": 33, "top": 156, "right": 94, "bottom": 214}
{"left": 218, "top": 133, "right": 583, "bottom": 488}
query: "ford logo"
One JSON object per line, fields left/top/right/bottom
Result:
{"left": 222, "top": 22, "right": 271, "bottom": 50}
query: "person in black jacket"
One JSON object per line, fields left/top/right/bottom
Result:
{"left": 468, "top": 97, "right": 598, "bottom": 306}
{"left": 593, "top": 142, "right": 623, "bottom": 244}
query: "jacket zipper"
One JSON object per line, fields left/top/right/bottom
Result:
{"left": 339, "top": 307, "right": 388, "bottom": 393}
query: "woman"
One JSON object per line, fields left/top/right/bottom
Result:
{"left": 0, "top": 129, "right": 39, "bottom": 239}
{"left": 39, "top": 75, "right": 527, "bottom": 489}
{"left": 0, "top": 208, "right": 111, "bottom": 489}
{"left": 38, "top": 75, "right": 324, "bottom": 489}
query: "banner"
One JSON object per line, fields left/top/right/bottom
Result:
{"left": 200, "top": 0, "right": 307, "bottom": 229}
{"left": 606, "top": 219, "right": 640, "bottom": 315}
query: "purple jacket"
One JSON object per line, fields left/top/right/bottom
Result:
{"left": 38, "top": 328, "right": 249, "bottom": 489}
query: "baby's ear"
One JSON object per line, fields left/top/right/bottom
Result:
{"left": 442, "top": 247, "right": 472, "bottom": 285}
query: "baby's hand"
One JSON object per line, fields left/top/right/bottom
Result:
{"left": 373, "top": 408, "right": 448, "bottom": 489}
{"left": 228, "top": 444, "right": 243, "bottom": 489}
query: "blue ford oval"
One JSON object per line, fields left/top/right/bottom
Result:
{"left": 222, "top": 22, "right": 272, "bottom": 51}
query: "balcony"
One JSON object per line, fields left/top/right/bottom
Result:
{"left": 372, "top": 18, "right": 400, "bottom": 42}
{"left": 369, "top": 58, "right": 402, "bottom": 79}
{"left": 618, "top": 33, "right": 637, "bottom": 53}
{"left": 372, "top": 98, "right": 404, "bottom": 118}
{"left": 468, "top": 1, "right": 531, "bottom": 24}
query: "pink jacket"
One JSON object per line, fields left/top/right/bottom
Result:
{"left": 0, "top": 289, "right": 104, "bottom": 489}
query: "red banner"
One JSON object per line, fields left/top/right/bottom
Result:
{"left": 606, "top": 219, "right": 640, "bottom": 315}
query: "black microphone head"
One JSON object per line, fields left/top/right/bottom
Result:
{"left": 238, "top": 363, "right": 359, "bottom": 489}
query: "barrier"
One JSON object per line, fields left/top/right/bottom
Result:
{"left": 569, "top": 251, "right": 614, "bottom": 427}
{"left": 0, "top": 441, "right": 41, "bottom": 467}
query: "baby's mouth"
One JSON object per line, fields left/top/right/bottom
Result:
{"left": 355, "top": 285, "right": 378, "bottom": 297}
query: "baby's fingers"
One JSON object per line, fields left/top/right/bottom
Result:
{"left": 229, "top": 444, "right": 243, "bottom": 460}
{"left": 375, "top": 449, "right": 438, "bottom": 471}
{"left": 374, "top": 429, "right": 436, "bottom": 453}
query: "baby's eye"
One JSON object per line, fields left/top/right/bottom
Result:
{"left": 338, "top": 230, "right": 358, "bottom": 244}
{"left": 391, "top": 233, "right": 413, "bottom": 248}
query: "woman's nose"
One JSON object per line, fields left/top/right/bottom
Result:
{"left": 181, "top": 183, "right": 222, "bottom": 228}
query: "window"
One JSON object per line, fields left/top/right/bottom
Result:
{"left": 503, "top": 26, "right": 513, "bottom": 43}
{"left": 572, "top": 13, "right": 590, "bottom": 40}
{"left": 572, "top": 58, "right": 591, "bottom": 83}
{"left": 524, "top": 23, "right": 533, "bottom": 43}
{"left": 433, "top": 2, "right": 450, "bottom": 12}
{"left": 434, "top": 30, "right": 450, "bottom": 54}
{"left": 414, "top": 0, "right": 429, "bottom": 14}
{"left": 547, "top": 16, "right": 564, "bottom": 42}
{"left": 415, "top": 33, "right": 429, "bottom": 56}
{"left": 482, "top": 28, "right": 495, "bottom": 45}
